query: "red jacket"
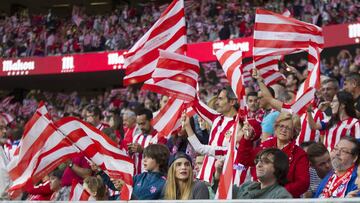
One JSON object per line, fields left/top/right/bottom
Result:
{"left": 236, "top": 137, "right": 310, "bottom": 198}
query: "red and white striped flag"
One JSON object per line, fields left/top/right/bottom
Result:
{"left": 215, "top": 115, "right": 240, "bottom": 199}
{"left": 7, "top": 103, "right": 79, "bottom": 193}
{"left": 242, "top": 56, "right": 285, "bottom": 86}
{"left": 123, "top": 0, "right": 186, "bottom": 85}
{"left": 282, "top": 41, "right": 322, "bottom": 115}
{"left": 151, "top": 97, "right": 184, "bottom": 138}
{"left": 55, "top": 117, "right": 134, "bottom": 200}
{"left": 254, "top": 8, "right": 323, "bottom": 115}
{"left": 142, "top": 50, "right": 199, "bottom": 137}
{"left": 215, "top": 49, "right": 247, "bottom": 115}
{"left": 69, "top": 181, "right": 95, "bottom": 201}
{"left": 142, "top": 50, "right": 199, "bottom": 101}
{"left": 253, "top": 8, "right": 323, "bottom": 59}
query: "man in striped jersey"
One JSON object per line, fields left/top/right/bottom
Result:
{"left": 187, "top": 86, "right": 237, "bottom": 183}
{"left": 129, "top": 108, "right": 166, "bottom": 175}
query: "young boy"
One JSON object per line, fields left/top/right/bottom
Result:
{"left": 112, "top": 144, "right": 170, "bottom": 200}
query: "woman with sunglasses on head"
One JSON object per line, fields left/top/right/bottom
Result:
{"left": 162, "top": 152, "right": 209, "bottom": 200}
{"left": 237, "top": 112, "right": 310, "bottom": 198}
{"left": 307, "top": 91, "right": 360, "bottom": 150}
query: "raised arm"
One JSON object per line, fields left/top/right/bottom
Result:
{"left": 253, "top": 69, "right": 283, "bottom": 111}
{"left": 306, "top": 106, "right": 322, "bottom": 130}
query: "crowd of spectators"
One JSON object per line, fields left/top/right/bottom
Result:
{"left": 0, "top": 1, "right": 360, "bottom": 200}
{"left": 0, "top": 0, "right": 359, "bottom": 58}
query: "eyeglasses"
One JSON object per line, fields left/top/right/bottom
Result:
{"left": 255, "top": 157, "right": 274, "bottom": 165}
{"left": 276, "top": 124, "right": 292, "bottom": 132}
{"left": 332, "top": 147, "right": 353, "bottom": 155}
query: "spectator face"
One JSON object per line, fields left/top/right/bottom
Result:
{"left": 246, "top": 95, "right": 259, "bottom": 113}
{"left": 159, "top": 95, "right": 169, "bottom": 110}
{"left": 215, "top": 90, "right": 232, "bottom": 114}
{"left": 343, "top": 79, "right": 356, "bottom": 94}
{"left": 255, "top": 154, "right": 276, "bottom": 182}
{"left": 49, "top": 175, "right": 61, "bottom": 192}
{"left": 136, "top": 114, "right": 151, "bottom": 134}
{"left": 330, "top": 139, "right": 358, "bottom": 172}
{"left": 123, "top": 113, "right": 136, "bottom": 128}
{"left": 311, "top": 152, "right": 332, "bottom": 179}
{"left": 85, "top": 111, "right": 100, "bottom": 126}
{"left": 286, "top": 74, "right": 297, "bottom": 87}
{"left": 274, "top": 119, "right": 293, "bottom": 143}
{"left": 174, "top": 158, "right": 192, "bottom": 181}
{"left": 330, "top": 95, "right": 340, "bottom": 115}
{"left": 322, "top": 82, "right": 337, "bottom": 102}
{"left": 143, "top": 156, "right": 160, "bottom": 172}
{"left": 194, "top": 155, "right": 204, "bottom": 175}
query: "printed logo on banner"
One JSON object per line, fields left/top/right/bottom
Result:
{"left": 212, "top": 40, "right": 249, "bottom": 55}
{"left": 61, "top": 56, "right": 75, "bottom": 73}
{"left": 348, "top": 23, "right": 360, "bottom": 43}
{"left": 108, "top": 52, "right": 126, "bottom": 70}
{"left": 2, "top": 59, "right": 35, "bottom": 76}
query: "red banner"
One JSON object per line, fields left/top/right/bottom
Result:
{"left": 1, "top": 23, "right": 359, "bottom": 77}
{"left": 0, "top": 51, "right": 127, "bottom": 77}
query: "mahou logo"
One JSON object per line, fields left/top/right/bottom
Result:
{"left": 108, "top": 52, "right": 126, "bottom": 69}
{"left": 212, "top": 40, "right": 249, "bottom": 55}
{"left": 61, "top": 56, "right": 75, "bottom": 73}
{"left": 2, "top": 59, "right": 35, "bottom": 76}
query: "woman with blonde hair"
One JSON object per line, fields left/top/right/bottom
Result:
{"left": 237, "top": 112, "right": 310, "bottom": 198}
{"left": 163, "top": 152, "right": 209, "bottom": 200}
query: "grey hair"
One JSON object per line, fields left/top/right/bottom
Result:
{"left": 123, "top": 109, "right": 136, "bottom": 118}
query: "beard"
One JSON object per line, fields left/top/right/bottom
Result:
{"left": 331, "top": 157, "right": 351, "bottom": 172}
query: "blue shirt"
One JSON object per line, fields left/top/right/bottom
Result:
{"left": 132, "top": 171, "right": 166, "bottom": 200}
{"left": 261, "top": 110, "right": 280, "bottom": 135}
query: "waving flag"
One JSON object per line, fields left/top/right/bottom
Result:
{"left": 8, "top": 103, "right": 79, "bottom": 194}
{"left": 123, "top": 0, "right": 186, "bottom": 85}
{"left": 253, "top": 8, "right": 323, "bottom": 59}
{"left": 55, "top": 117, "right": 134, "bottom": 200}
{"left": 215, "top": 49, "right": 247, "bottom": 116}
{"left": 69, "top": 181, "right": 95, "bottom": 201}
{"left": 142, "top": 50, "right": 199, "bottom": 101}
{"left": 142, "top": 50, "right": 199, "bottom": 137}
{"left": 254, "top": 8, "right": 323, "bottom": 115}
{"left": 215, "top": 115, "right": 240, "bottom": 199}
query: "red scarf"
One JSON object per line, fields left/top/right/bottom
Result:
{"left": 320, "top": 165, "right": 355, "bottom": 198}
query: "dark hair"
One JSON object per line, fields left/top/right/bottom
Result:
{"left": 327, "top": 91, "right": 356, "bottom": 129}
{"left": 306, "top": 142, "right": 329, "bottom": 164}
{"left": 143, "top": 144, "right": 170, "bottom": 175}
{"left": 49, "top": 167, "right": 64, "bottom": 179}
{"left": 256, "top": 148, "right": 289, "bottom": 186}
{"left": 246, "top": 91, "right": 258, "bottom": 98}
{"left": 86, "top": 105, "right": 102, "bottom": 119}
{"left": 299, "top": 141, "right": 317, "bottom": 150}
{"left": 136, "top": 108, "right": 153, "bottom": 120}
{"left": 339, "top": 136, "right": 360, "bottom": 164}
{"left": 345, "top": 73, "right": 360, "bottom": 86}
{"left": 168, "top": 152, "right": 193, "bottom": 167}
{"left": 322, "top": 78, "right": 339, "bottom": 90}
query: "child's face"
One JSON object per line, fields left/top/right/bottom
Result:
{"left": 143, "top": 156, "right": 160, "bottom": 172}
{"left": 49, "top": 175, "right": 61, "bottom": 191}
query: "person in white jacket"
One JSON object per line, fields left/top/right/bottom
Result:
{"left": 0, "top": 116, "right": 11, "bottom": 200}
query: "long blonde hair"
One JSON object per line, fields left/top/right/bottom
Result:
{"left": 163, "top": 161, "right": 194, "bottom": 200}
